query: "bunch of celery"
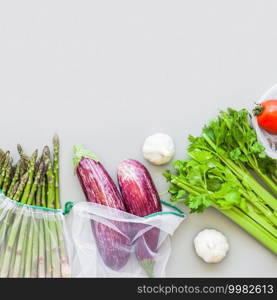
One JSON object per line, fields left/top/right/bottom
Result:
{"left": 164, "top": 108, "right": 277, "bottom": 254}
{"left": 0, "top": 135, "right": 70, "bottom": 277}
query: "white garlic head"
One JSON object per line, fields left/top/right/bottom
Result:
{"left": 194, "top": 229, "right": 229, "bottom": 263}
{"left": 142, "top": 133, "right": 175, "bottom": 165}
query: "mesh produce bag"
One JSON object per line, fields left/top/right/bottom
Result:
{"left": 252, "top": 84, "right": 277, "bottom": 159}
{"left": 70, "top": 200, "right": 186, "bottom": 278}
{"left": 0, "top": 191, "right": 71, "bottom": 278}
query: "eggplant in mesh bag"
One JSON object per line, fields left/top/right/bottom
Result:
{"left": 73, "top": 145, "right": 130, "bottom": 271}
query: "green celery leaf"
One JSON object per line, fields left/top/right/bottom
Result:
{"left": 251, "top": 142, "right": 265, "bottom": 154}
{"left": 206, "top": 178, "right": 222, "bottom": 192}
{"left": 229, "top": 148, "right": 241, "bottom": 160}
{"left": 168, "top": 185, "right": 179, "bottom": 195}
{"left": 173, "top": 160, "right": 185, "bottom": 173}
{"left": 185, "top": 194, "right": 212, "bottom": 213}
{"left": 188, "top": 149, "right": 214, "bottom": 163}
{"left": 176, "top": 189, "right": 187, "bottom": 200}
{"left": 163, "top": 170, "right": 172, "bottom": 182}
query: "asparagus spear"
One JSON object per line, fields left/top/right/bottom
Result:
{"left": 17, "top": 144, "right": 29, "bottom": 170}
{"left": 35, "top": 154, "right": 44, "bottom": 175}
{"left": 35, "top": 182, "right": 42, "bottom": 206}
{"left": 24, "top": 165, "right": 42, "bottom": 278}
{"left": 0, "top": 178, "right": 18, "bottom": 271}
{"left": 43, "top": 145, "right": 51, "bottom": 157}
{"left": 0, "top": 158, "right": 14, "bottom": 273}
{"left": 0, "top": 150, "right": 7, "bottom": 170}
{"left": 53, "top": 135, "right": 60, "bottom": 209}
{"left": 2, "top": 158, "right": 13, "bottom": 194}
{"left": 41, "top": 174, "right": 54, "bottom": 277}
{"left": 0, "top": 207, "right": 24, "bottom": 277}
{"left": 44, "top": 147, "right": 61, "bottom": 277}
{"left": 0, "top": 152, "right": 10, "bottom": 188}
{"left": 18, "top": 222, "right": 29, "bottom": 277}
{"left": 0, "top": 211, "right": 13, "bottom": 275}
{"left": 0, "top": 149, "right": 5, "bottom": 162}
{"left": 26, "top": 161, "right": 44, "bottom": 205}
{"left": 13, "top": 173, "right": 29, "bottom": 202}
{"left": 53, "top": 135, "right": 70, "bottom": 277}
{"left": 14, "top": 162, "right": 45, "bottom": 277}
{"left": 7, "top": 242, "right": 17, "bottom": 278}
{"left": 25, "top": 174, "right": 42, "bottom": 278}
{"left": 22, "top": 170, "right": 45, "bottom": 277}
{"left": 10, "top": 181, "right": 20, "bottom": 199}
{"left": 10, "top": 212, "right": 29, "bottom": 277}
{"left": 23, "top": 217, "right": 34, "bottom": 278}
{"left": 44, "top": 215, "right": 52, "bottom": 278}
{"left": 37, "top": 217, "right": 46, "bottom": 277}
{"left": 19, "top": 161, "right": 28, "bottom": 179}
{"left": 21, "top": 150, "right": 38, "bottom": 204}
{"left": 30, "top": 218, "right": 39, "bottom": 278}
{"left": 7, "top": 161, "right": 21, "bottom": 198}
{"left": 44, "top": 154, "right": 55, "bottom": 209}
{"left": 36, "top": 161, "right": 48, "bottom": 207}
{"left": 48, "top": 216, "right": 61, "bottom": 277}
{"left": 41, "top": 140, "right": 69, "bottom": 276}
{"left": 2, "top": 171, "right": 30, "bottom": 277}
{"left": 41, "top": 177, "right": 47, "bottom": 208}
{"left": 0, "top": 208, "right": 14, "bottom": 258}
{"left": 4, "top": 170, "right": 32, "bottom": 277}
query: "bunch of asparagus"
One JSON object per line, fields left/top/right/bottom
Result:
{"left": 0, "top": 135, "right": 70, "bottom": 278}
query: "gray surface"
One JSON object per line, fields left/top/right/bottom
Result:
{"left": 0, "top": 0, "right": 276, "bottom": 277}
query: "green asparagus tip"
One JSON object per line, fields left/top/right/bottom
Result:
{"left": 139, "top": 259, "right": 155, "bottom": 278}
{"left": 42, "top": 146, "right": 50, "bottom": 158}
{"left": 73, "top": 145, "right": 99, "bottom": 171}
{"left": 17, "top": 144, "right": 22, "bottom": 154}
{"left": 33, "top": 149, "right": 38, "bottom": 159}
{"left": 17, "top": 145, "right": 29, "bottom": 163}
{"left": 53, "top": 134, "right": 59, "bottom": 145}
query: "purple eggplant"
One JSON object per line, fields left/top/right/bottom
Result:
{"left": 73, "top": 145, "right": 130, "bottom": 271}
{"left": 117, "top": 159, "right": 162, "bottom": 277}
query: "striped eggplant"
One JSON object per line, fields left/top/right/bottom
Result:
{"left": 73, "top": 145, "right": 130, "bottom": 271}
{"left": 117, "top": 159, "right": 162, "bottom": 277}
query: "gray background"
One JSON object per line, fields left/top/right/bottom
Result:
{"left": 0, "top": 0, "right": 276, "bottom": 277}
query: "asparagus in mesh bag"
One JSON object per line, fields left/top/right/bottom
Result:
{"left": 0, "top": 135, "right": 70, "bottom": 278}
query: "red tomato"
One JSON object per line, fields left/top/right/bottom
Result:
{"left": 254, "top": 100, "right": 277, "bottom": 134}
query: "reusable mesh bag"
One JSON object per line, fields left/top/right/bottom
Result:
{"left": 0, "top": 191, "right": 71, "bottom": 278}
{"left": 252, "top": 84, "right": 277, "bottom": 159}
{"left": 70, "top": 200, "right": 186, "bottom": 278}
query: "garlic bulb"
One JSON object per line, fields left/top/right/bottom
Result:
{"left": 194, "top": 229, "right": 229, "bottom": 263}
{"left": 142, "top": 133, "right": 175, "bottom": 165}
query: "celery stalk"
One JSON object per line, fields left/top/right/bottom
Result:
{"left": 220, "top": 207, "right": 277, "bottom": 255}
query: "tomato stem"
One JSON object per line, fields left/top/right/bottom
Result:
{"left": 253, "top": 104, "right": 263, "bottom": 116}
